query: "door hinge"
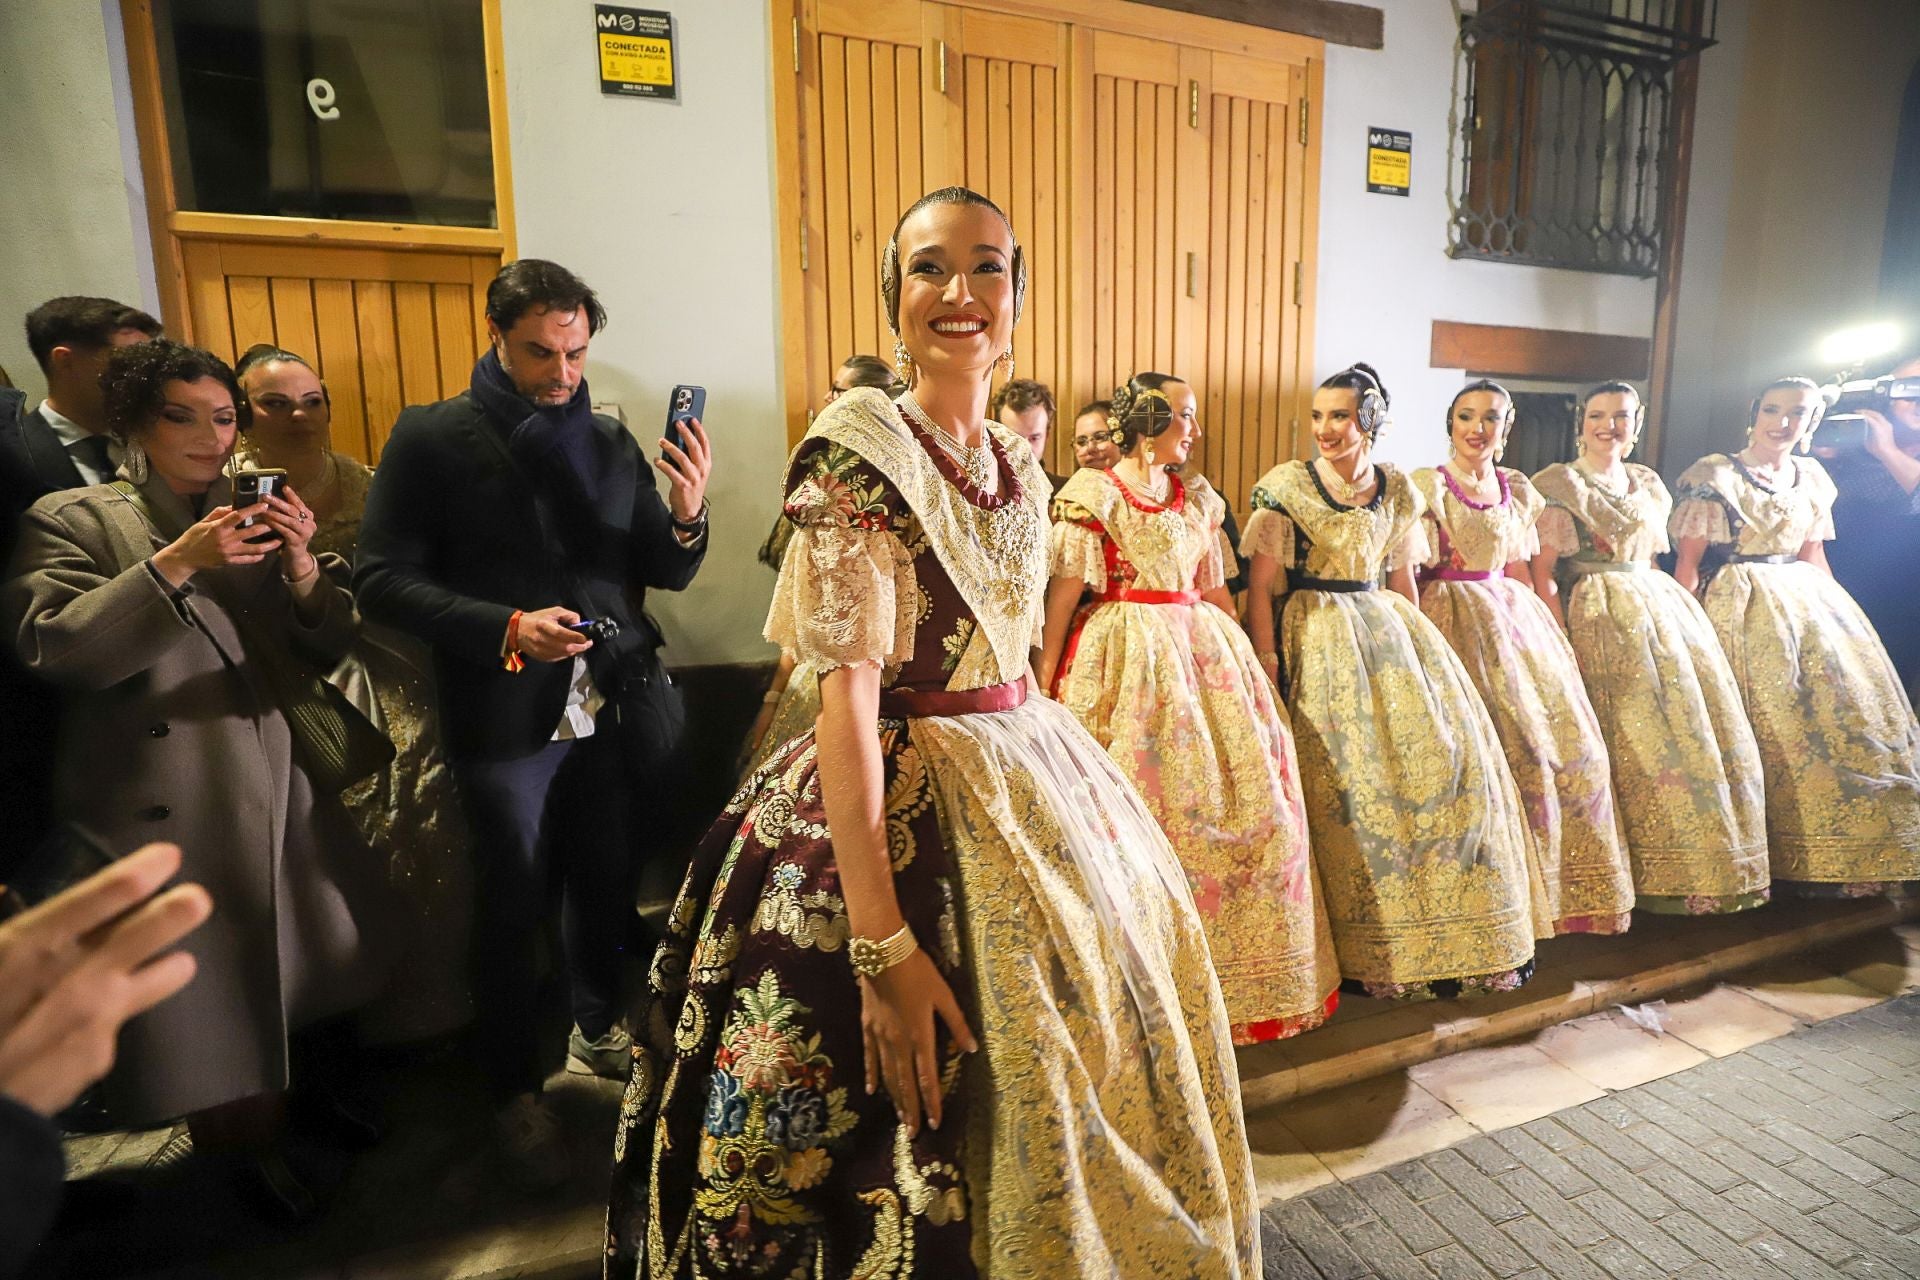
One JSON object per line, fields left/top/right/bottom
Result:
{"left": 1299, "top": 98, "right": 1310, "bottom": 146}
{"left": 1186, "top": 252, "right": 1197, "bottom": 298}
{"left": 792, "top": 16, "right": 801, "bottom": 74}
{"left": 1293, "top": 261, "right": 1303, "bottom": 306}
{"left": 1188, "top": 79, "right": 1199, "bottom": 129}
{"left": 937, "top": 39, "right": 948, "bottom": 95}
{"left": 800, "top": 217, "right": 809, "bottom": 271}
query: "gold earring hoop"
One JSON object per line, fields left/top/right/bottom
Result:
{"left": 893, "top": 336, "right": 915, "bottom": 386}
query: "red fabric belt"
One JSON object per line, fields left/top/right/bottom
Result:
{"left": 1098, "top": 585, "right": 1202, "bottom": 605}
{"left": 1432, "top": 567, "right": 1499, "bottom": 582}
{"left": 878, "top": 677, "right": 1028, "bottom": 719}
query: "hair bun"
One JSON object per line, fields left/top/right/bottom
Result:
{"left": 1350, "top": 361, "right": 1389, "bottom": 406}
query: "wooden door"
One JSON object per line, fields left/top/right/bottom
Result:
{"left": 179, "top": 237, "right": 497, "bottom": 462}
{"left": 121, "top": 0, "right": 515, "bottom": 467}
{"left": 774, "top": 0, "right": 1325, "bottom": 499}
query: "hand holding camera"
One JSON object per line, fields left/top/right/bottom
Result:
{"left": 515, "top": 605, "right": 596, "bottom": 663}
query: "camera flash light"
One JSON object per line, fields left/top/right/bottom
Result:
{"left": 1818, "top": 321, "right": 1904, "bottom": 369}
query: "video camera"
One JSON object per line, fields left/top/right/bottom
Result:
{"left": 1813, "top": 374, "right": 1920, "bottom": 453}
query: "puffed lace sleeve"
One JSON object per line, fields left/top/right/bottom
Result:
{"left": 1385, "top": 518, "right": 1433, "bottom": 574}
{"left": 1535, "top": 504, "right": 1580, "bottom": 557}
{"left": 764, "top": 440, "right": 919, "bottom": 670}
{"left": 1048, "top": 497, "right": 1108, "bottom": 593}
{"left": 1241, "top": 484, "right": 1296, "bottom": 567}
{"left": 1668, "top": 495, "right": 1731, "bottom": 544}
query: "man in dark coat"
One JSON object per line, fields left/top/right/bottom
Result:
{"left": 352, "top": 260, "right": 711, "bottom": 1184}
{"left": 0, "top": 297, "right": 160, "bottom": 878}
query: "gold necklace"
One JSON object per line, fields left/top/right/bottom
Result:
{"left": 1318, "top": 458, "right": 1371, "bottom": 504}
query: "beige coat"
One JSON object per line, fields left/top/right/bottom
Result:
{"left": 3, "top": 474, "right": 395, "bottom": 1124}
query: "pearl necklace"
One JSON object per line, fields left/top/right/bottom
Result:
{"left": 901, "top": 393, "right": 994, "bottom": 492}
{"left": 1115, "top": 460, "right": 1169, "bottom": 504}
{"left": 1318, "top": 458, "right": 1373, "bottom": 504}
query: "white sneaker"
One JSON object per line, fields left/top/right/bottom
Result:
{"left": 493, "top": 1094, "right": 571, "bottom": 1189}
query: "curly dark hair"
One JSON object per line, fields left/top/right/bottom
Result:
{"left": 102, "top": 339, "right": 247, "bottom": 442}
{"left": 989, "top": 377, "right": 1055, "bottom": 427}
{"left": 1108, "top": 372, "right": 1188, "bottom": 453}
{"left": 486, "top": 259, "right": 607, "bottom": 336}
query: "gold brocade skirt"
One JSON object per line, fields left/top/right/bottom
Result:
{"left": 1562, "top": 566, "right": 1769, "bottom": 909}
{"left": 1279, "top": 588, "right": 1542, "bottom": 990}
{"left": 1421, "top": 578, "right": 1635, "bottom": 933}
{"left": 1705, "top": 561, "right": 1920, "bottom": 887}
{"left": 1055, "top": 599, "right": 1339, "bottom": 1039}
{"left": 916, "top": 695, "right": 1259, "bottom": 1278}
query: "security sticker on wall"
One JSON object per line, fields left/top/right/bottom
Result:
{"left": 1366, "top": 127, "right": 1412, "bottom": 196}
{"left": 596, "top": 5, "right": 677, "bottom": 100}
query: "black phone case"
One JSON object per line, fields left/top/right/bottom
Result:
{"left": 664, "top": 385, "right": 706, "bottom": 452}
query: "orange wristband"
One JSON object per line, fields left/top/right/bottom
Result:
{"left": 503, "top": 610, "right": 526, "bottom": 673}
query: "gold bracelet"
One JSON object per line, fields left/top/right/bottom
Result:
{"left": 848, "top": 922, "right": 917, "bottom": 977}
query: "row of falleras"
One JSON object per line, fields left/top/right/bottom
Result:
{"left": 746, "top": 374, "right": 1920, "bottom": 1043}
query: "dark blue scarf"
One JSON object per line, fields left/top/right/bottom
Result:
{"left": 469, "top": 347, "right": 602, "bottom": 505}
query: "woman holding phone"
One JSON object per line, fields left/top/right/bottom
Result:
{"left": 3, "top": 339, "right": 393, "bottom": 1219}
{"left": 607, "top": 188, "right": 1258, "bottom": 1278}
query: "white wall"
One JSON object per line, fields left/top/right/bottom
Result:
{"left": 499, "top": 0, "right": 788, "bottom": 668}
{"left": 0, "top": 1, "right": 156, "bottom": 401}
{"left": 1316, "top": 0, "right": 1658, "bottom": 468}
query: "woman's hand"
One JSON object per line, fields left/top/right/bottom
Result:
{"left": 257, "top": 485, "right": 318, "bottom": 582}
{"left": 861, "top": 949, "right": 977, "bottom": 1137}
{"left": 150, "top": 503, "right": 277, "bottom": 587}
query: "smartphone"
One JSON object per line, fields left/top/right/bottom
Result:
{"left": 664, "top": 385, "right": 706, "bottom": 454}
{"left": 232, "top": 469, "right": 287, "bottom": 527}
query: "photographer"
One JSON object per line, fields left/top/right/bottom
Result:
{"left": 352, "top": 260, "right": 711, "bottom": 1186}
{"left": 1822, "top": 354, "right": 1920, "bottom": 692}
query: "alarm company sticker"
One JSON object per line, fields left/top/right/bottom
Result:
{"left": 1367, "top": 127, "right": 1412, "bottom": 196}
{"left": 596, "top": 5, "right": 676, "bottom": 100}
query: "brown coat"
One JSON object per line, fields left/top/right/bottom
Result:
{"left": 3, "top": 475, "right": 395, "bottom": 1124}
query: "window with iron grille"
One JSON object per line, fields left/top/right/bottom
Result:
{"left": 1450, "top": 0, "right": 1717, "bottom": 277}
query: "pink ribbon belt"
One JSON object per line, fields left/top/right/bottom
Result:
{"left": 1099, "top": 586, "right": 1202, "bottom": 605}
{"left": 878, "top": 677, "right": 1028, "bottom": 719}
{"left": 1432, "top": 568, "right": 1499, "bottom": 582}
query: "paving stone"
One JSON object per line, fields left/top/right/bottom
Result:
{"left": 1259, "top": 1242, "right": 1321, "bottom": 1280}
{"left": 1491, "top": 1167, "right": 1608, "bottom": 1250}
{"left": 1570, "top": 1189, "right": 1699, "bottom": 1273}
{"left": 1584, "top": 1237, "right": 1665, "bottom": 1280}
{"left": 1457, "top": 1135, "right": 1523, "bottom": 1177}
{"left": 1421, "top": 1193, "right": 1536, "bottom": 1278}
{"left": 1620, "top": 1120, "right": 1742, "bottom": 1191}
{"left": 1305, "top": 1180, "right": 1376, "bottom": 1230}
{"left": 1488, "top": 1128, "right": 1597, "bottom": 1199}
{"left": 1499, "top": 1216, "right": 1610, "bottom": 1280}
{"left": 1813, "top": 1202, "right": 1920, "bottom": 1276}
{"left": 1419, "top": 1242, "right": 1498, "bottom": 1280}
{"left": 1748, "top": 1232, "right": 1857, "bottom": 1280}
{"left": 1717, "top": 1183, "right": 1865, "bottom": 1268}
{"left": 1779, "top": 1159, "right": 1920, "bottom": 1233}
{"left": 1637, "top": 1166, "right": 1767, "bottom": 1242}
{"left": 1723, "top": 1060, "right": 1887, "bottom": 1139}
{"left": 1554, "top": 1108, "right": 1661, "bottom": 1173}
{"left": 1610, "top": 1089, "right": 1720, "bottom": 1148}
{"left": 1658, "top": 1211, "right": 1773, "bottom": 1272}
{"left": 1342, "top": 1218, "right": 1440, "bottom": 1280}
{"left": 1698, "top": 1137, "right": 1830, "bottom": 1212}
{"left": 1386, "top": 1158, "right": 1454, "bottom": 1203}
{"left": 1581, "top": 1095, "right": 1638, "bottom": 1128}
{"left": 1268, "top": 1199, "right": 1370, "bottom": 1280}
{"left": 1347, "top": 1171, "right": 1453, "bottom": 1255}
{"left": 1776, "top": 1060, "right": 1914, "bottom": 1122}
{"left": 1518, "top": 1117, "right": 1581, "bottom": 1154}
{"left": 1770, "top": 1120, "right": 1904, "bottom": 1187}
{"left": 1558, "top": 1143, "right": 1680, "bottom": 1220}
{"left": 1426, "top": 1149, "right": 1528, "bottom": 1225}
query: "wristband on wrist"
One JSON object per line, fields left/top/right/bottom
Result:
{"left": 503, "top": 610, "right": 526, "bottom": 673}
{"left": 848, "top": 922, "right": 917, "bottom": 978}
{"left": 281, "top": 555, "right": 319, "bottom": 585}
{"left": 671, "top": 499, "right": 709, "bottom": 533}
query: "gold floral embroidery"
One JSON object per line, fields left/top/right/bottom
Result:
{"left": 751, "top": 863, "right": 850, "bottom": 952}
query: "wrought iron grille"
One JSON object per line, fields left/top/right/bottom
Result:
{"left": 1450, "top": 0, "right": 1717, "bottom": 277}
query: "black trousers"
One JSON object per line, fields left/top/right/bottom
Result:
{"left": 454, "top": 722, "right": 637, "bottom": 1098}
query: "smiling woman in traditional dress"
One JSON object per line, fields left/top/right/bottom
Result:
{"left": 1243, "top": 363, "right": 1544, "bottom": 1001}
{"left": 1038, "top": 371, "right": 1338, "bottom": 1044}
{"left": 606, "top": 187, "right": 1258, "bottom": 1279}
{"left": 1531, "top": 382, "right": 1768, "bottom": 914}
{"left": 1670, "top": 377, "right": 1920, "bottom": 898}
{"left": 1413, "top": 381, "right": 1634, "bottom": 935}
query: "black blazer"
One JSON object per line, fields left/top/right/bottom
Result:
{"left": 0, "top": 403, "right": 89, "bottom": 517}
{"left": 352, "top": 390, "right": 706, "bottom": 761}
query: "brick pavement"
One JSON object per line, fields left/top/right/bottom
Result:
{"left": 1259, "top": 994, "right": 1920, "bottom": 1279}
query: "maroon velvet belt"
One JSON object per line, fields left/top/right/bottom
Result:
{"left": 878, "top": 677, "right": 1028, "bottom": 719}
{"left": 1432, "top": 567, "right": 1499, "bottom": 582}
{"left": 1099, "top": 585, "right": 1202, "bottom": 605}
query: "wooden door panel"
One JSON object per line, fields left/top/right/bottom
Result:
{"left": 179, "top": 238, "right": 496, "bottom": 464}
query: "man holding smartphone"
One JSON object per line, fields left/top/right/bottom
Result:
{"left": 353, "top": 260, "right": 711, "bottom": 1186}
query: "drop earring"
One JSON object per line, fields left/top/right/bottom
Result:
{"left": 122, "top": 437, "right": 148, "bottom": 484}
{"left": 893, "top": 336, "right": 914, "bottom": 385}
{"left": 999, "top": 348, "right": 1015, "bottom": 381}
